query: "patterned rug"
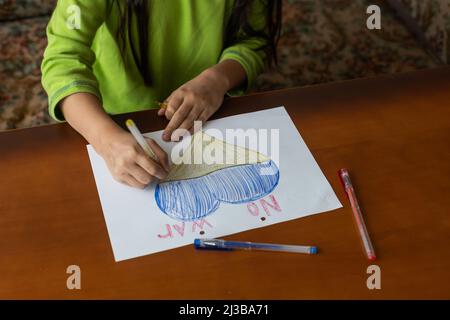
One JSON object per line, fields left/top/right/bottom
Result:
{"left": 0, "top": 0, "right": 439, "bottom": 130}
{"left": 254, "top": 0, "right": 439, "bottom": 91}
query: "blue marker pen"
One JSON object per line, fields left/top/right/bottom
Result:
{"left": 194, "top": 238, "right": 318, "bottom": 255}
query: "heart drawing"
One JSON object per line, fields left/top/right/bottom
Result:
{"left": 155, "top": 132, "right": 280, "bottom": 221}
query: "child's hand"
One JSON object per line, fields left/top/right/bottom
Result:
{"left": 95, "top": 127, "right": 170, "bottom": 189}
{"left": 59, "top": 92, "right": 171, "bottom": 189}
{"left": 158, "top": 68, "right": 229, "bottom": 141}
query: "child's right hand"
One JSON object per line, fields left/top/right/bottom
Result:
{"left": 59, "top": 92, "right": 169, "bottom": 189}
{"left": 94, "top": 127, "right": 170, "bottom": 189}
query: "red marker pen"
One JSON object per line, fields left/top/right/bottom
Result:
{"left": 338, "top": 168, "right": 376, "bottom": 261}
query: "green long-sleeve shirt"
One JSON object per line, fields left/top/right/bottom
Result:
{"left": 41, "top": 0, "right": 268, "bottom": 121}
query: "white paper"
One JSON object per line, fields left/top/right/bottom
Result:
{"left": 87, "top": 106, "right": 342, "bottom": 261}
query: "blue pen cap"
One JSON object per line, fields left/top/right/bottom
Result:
{"left": 194, "top": 238, "right": 202, "bottom": 248}
{"left": 193, "top": 238, "right": 233, "bottom": 251}
{"left": 310, "top": 246, "right": 318, "bottom": 254}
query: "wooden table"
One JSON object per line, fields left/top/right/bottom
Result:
{"left": 1, "top": 67, "right": 449, "bottom": 299}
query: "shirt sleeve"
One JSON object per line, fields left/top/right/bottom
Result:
{"left": 41, "top": 0, "right": 111, "bottom": 121}
{"left": 219, "top": 0, "right": 270, "bottom": 96}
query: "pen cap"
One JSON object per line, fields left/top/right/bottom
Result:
{"left": 194, "top": 239, "right": 203, "bottom": 248}
{"left": 194, "top": 238, "right": 232, "bottom": 251}
{"left": 338, "top": 168, "right": 352, "bottom": 190}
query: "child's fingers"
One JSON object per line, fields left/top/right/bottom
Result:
{"left": 197, "top": 110, "right": 210, "bottom": 124}
{"left": 120, "top": 173, "right": 146, "bottom": 189}
{"left": 128, "top": 164, "right": 153, "bottom": 185}
{"left": 174, "top": 107, "right": 203, "bottom": 139}
{"left": 145, "top": 138, "right": 170, "bottom": 171}
{"left": 185, "top": 110, "right": 209, "bottom": 137}
{"left": 162, "top": 102, "right": 193, "bottom": 141}
{"left": 157, "top": 99, "right": 168, "bottom": 116}
{"left": 135, "top": 153, "right": 167, "bottom": 180}
{"left": 164, "top": 94, "right": 183, "bottom": 120}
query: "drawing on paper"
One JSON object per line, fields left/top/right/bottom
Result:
{"left": 155, "top": 131, "right": 280, "bottom": 221}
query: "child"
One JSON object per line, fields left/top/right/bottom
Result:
{"left": 41, "top": 0, "right": 281, "bottom": 188}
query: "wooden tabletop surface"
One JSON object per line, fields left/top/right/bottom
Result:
{"left": 1, "top": 67, "right": 449, "bottom": 299}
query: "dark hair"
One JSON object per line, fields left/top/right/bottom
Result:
{"left": 116, "top": 0, "right": 150, "bottom": 85}
{"left": 115, "top": 0, "right": 282, "bottom": 87}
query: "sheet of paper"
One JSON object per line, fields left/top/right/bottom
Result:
{"left": 87, "top": 106, "right": 342, "bottom": 261}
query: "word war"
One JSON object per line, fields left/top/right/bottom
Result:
{"left": 157, "top": 218, "right": 213, "bottom": 239}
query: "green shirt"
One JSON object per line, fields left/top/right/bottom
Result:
{"left": 41, "top": 0, "right": 268, "bottom": 121}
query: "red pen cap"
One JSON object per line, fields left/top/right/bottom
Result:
{"left": 338, "top": 168, "right": 351, "bottom": 195}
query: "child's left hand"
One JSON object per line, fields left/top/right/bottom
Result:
{"left": 158, "top": 67, "right": 229, "bottom": 141}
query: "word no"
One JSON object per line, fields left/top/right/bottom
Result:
{"left": 247, "top": 194, "right": 282, "bottom": 219}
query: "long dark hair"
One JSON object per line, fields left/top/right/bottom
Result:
{"left": 115, "top": 0, "right": 282, "bottom": 87}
